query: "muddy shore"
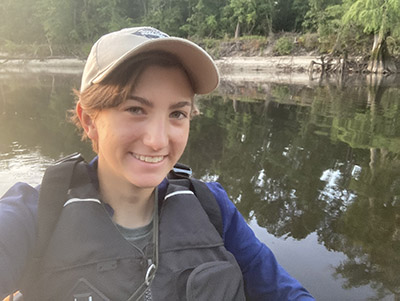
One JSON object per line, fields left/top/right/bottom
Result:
{"left": 0, "top": 56, "right": 320, "bottom": 85}
{"left": 217, "top": 56, "right": 319, "bottom": 85}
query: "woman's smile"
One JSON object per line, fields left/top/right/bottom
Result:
{"left": 131, "top": 152, "right": 166, "bottom": 164}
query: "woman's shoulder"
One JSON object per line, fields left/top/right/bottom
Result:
{"left": 1, "top": 182, "right": 39, "bottom": 207}
{"left": 203, "top": 181, "right": 244, "bottom": 235}
{"left": 0, "top": 182, "right": 39, "bottom": 297}
{"left": 204, "top": 181, "right": 236, "bottom": 211}
{"left": 0, "top": 182, "right": 39, "bottom": 228}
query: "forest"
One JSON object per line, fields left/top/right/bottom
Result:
{"left": 1, "top": 0, "right": 400, "bottom": 73}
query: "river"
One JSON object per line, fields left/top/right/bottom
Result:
{"left": 1, "top": 70, "right": 399, "bottom": 300}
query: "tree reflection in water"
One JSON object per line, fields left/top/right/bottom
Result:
{"left": 183, "top": 76, "right": 400, "bottom": 300}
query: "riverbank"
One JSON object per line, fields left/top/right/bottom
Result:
{"left": 2, "top": 56, "right": 398, "bottom": 89}
{"left": 217, "top": 56, "right": 318, "bottom": 85}
{"left": 0, "top": 55, "right": 319, "bottom": 83}
{"left": 0, "top": 58, "right": 85, "bottom": 74}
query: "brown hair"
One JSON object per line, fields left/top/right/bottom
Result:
{"left": 69, "top": 51, "right": 198, "bottom": 152}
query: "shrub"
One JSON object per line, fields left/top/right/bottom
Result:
{"left": 298, "top": 33, "right": 319, "bottom": 51}
{"left": 273, "top": 36, "right": 294, "bottom": 55}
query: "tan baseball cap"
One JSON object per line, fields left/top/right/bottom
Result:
{"left": 80, "top": 27, "right": 219, "bottom": 94}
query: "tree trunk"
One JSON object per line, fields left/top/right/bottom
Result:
{"left": 142, "top": 0, "right": 147, "bottom": 16}
{"left": 367, "top": 4, "right": 397, "bottom": 74}
{"left": 265, "top": 13, "right": 273, "bottom": 38}
{"left": 367, "top": 73, "right": 385, "bottom": 105}
{"left": 367, "top": 33, "right": 397, "bottom": 74}
{"left": 46, "top": 35, "right": 53, "bottom": 57}
{"left": 234, "top": 21, "right": 240, "bottom": 39}
{"left": 369, "top": 148, "right": 377, "bottom": 177}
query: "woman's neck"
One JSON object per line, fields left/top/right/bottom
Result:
{"left": 97, "top": 166, "right": 156, "bottom": 229}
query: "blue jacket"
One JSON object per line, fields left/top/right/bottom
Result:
{"left": 0, "top": 161, "right": 314, "bottom": 300}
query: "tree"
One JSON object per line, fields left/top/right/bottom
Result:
{"left": 343, "top": 0, "right": 400, "bottom": 73}
{"left": 302, "top": 0, "right": 342, "bottom": 32}
{"left": 273, "top": 0, "right": 309, "bottom": 32}
{"left": 184, "top": 0, "right": 225, "bottom": 38}
{"left": 302, "top": 0, "right": 344, "bottom": 53}
{"left": 143, "top": 0, "right": 193, "bottom": 36}
{"left": 0, "top": 0, "right": 44, "bottom": 51}
{"left": 35, "top": 0, "right": 133, "bottom": 55}
{"left": 225, "top": 0, "right": 274, "bottom": 38}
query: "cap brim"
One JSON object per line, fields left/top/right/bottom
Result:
{"left": 92, "top": 37, "right": 219, "bottom": 95}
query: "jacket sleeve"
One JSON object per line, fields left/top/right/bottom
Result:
{"left": 0, "top": 183, "right": 39, "bottom": 299}
{"left": 206, "top": 182, "right": 314, "bottom": 301}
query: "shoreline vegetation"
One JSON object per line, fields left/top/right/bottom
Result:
{"left": 1, "top": 35, "right": 399, "bottom": 87}
{"left": 2, "top": 0, "right": 399, "bottom": 78}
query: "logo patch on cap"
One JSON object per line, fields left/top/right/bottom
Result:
{"left": 134, "top": 28, "right": 169, "bottom": 39}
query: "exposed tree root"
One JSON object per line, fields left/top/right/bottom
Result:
{"left": 309, "top": 54, "right": 371, "bottom": 77}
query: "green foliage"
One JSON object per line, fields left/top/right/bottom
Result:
{"left": 143, "top": 0, "right": 190, "bottom": 36}
{"left": 0, "top": 0, "right": 44, "bottom": 44}
{"left": 0, "top": 40, "right": 36, "bottom": 56}
{"left": 307, "top": 4, "right": 344, "bottom": 53}
{"left": 183, "top": 0, "right": 222, "bottom": 38}
{"left": 302, "top": 0, "right": 342, "bottom": 32}
{"left": 343, "top": 0, "right": 400, "bottom": 35}
{"left": 1, "top": 0, "right": 400, "bottom": 58}
{"left": 227, "top": 0, "right": 257, "bottom": 35}
{"left": 224, "top": 0, "right": 274, "bottom": 37}
{"left": 387, "top": 35, "right": 400, "bottom": 57}
{"left": 298, "top": 33, "right": 319, "bottom": 51}
{"left": 273, "top": 36, "right": 294, "bottom": 55}
{"left": 292, "top": 0, "right": 311, "bottom": 31}
{"left": 273, "top": 0, "right": 310, "bottom": 32}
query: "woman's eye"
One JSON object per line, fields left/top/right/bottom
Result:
{"left": 126, "top": 107, "right": 144, "bottom": 115}
{"left": 170, "top": 111, "right": 188, "bottom": 120}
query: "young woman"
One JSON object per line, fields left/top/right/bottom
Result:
{"left": 0, "top": 27, "right": 314, "bottom": 300}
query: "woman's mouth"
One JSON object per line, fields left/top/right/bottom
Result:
{"left": 132, "top": 153, "right": 164, "bottom": 163}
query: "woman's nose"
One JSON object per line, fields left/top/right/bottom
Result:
{"left": 142, "top": 117, "right": 169, "bottom": 151}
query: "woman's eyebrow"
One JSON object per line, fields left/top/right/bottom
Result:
{"left": 127, "top": 96, "right": 191, "bottom": 109}
{"left": 170, "top": 101, "right": 192, "bottom": 110}
{"left": 129, "top": 95, "right": 153, "bottom": 107}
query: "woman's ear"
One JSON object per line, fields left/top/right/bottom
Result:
{"left": 76, "top": 101, "right": 97, "bottom": 140}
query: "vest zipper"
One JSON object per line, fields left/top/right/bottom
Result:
{"left": 100, "top": 188, "right": 159, "bottom": 301}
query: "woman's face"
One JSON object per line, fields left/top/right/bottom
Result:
{"left": 86, "top": 65, "right": 194, "bottom": 190}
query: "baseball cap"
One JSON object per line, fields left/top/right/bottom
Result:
{"left": 80, "top": 27, "right": 219, "bottom": 94}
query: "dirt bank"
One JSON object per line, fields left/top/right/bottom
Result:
{"left": 0, "top": 58, "right": 85, "bottom": 74}
{"left": 216, "top": 56, "right": 314, "bottom": 72}
{"left": 0, "top": 55, "right": 320, "bottom": 84}
{"left": 215, "top": 56, "right": 318, "bottom": 85}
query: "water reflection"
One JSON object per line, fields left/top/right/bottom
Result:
{"left": 1, "top": 72, "right": 400, "bottom": 300}
{"left": 0, "top": 145, "right": 52, "bottom": 193}
{"left": 0, "top": 73, "right": 94, "bottom": 159}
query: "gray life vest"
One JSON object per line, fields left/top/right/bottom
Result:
{"left": 20, "top": 156, "right": 245, "bottom": 300}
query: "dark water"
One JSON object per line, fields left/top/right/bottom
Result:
{"left": 1, "top": 72, "right": 400, "bottom": 300}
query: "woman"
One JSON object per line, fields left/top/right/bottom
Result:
{"left": 0, "top": 27, "right": 314, "bottom": 300}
